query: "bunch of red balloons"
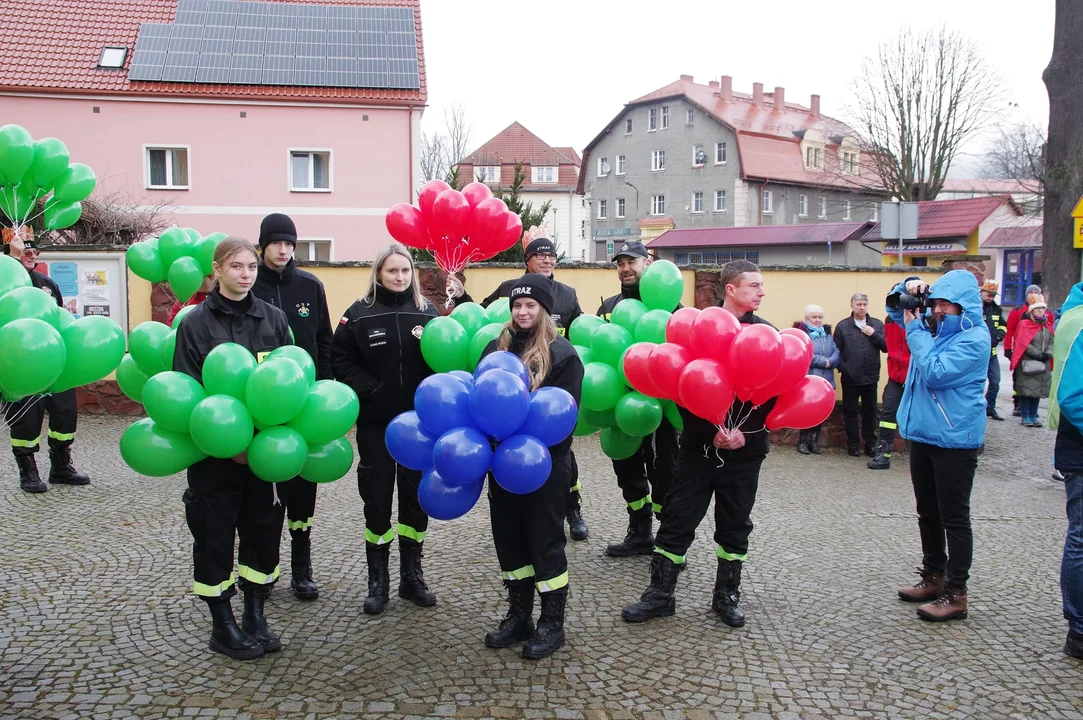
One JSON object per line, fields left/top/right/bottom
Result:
{"left": 622, "top": 307, "right": 837, "bottom": 431}
{"left": 386, "top": 180, "right": 524, "bottom": 275}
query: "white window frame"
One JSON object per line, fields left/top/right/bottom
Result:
{"left": 798, "top": 194, "right": 808, "bottom": 217}
{"left": 648, "top": 108, "right": 657, "bottom": 131}
{"left": 597, "top": 157, "right": 609, "bottom": 177}
{"left": 714, "top": 190, "right": 727, "bottom": 213}
{"left": 686, "top": 108, "right": 695, "bottom": 125}
{"left": 143, "top": 144, "right": 191, "bottom": 190}
{"left": 476, "top": 166, "right": 501, "bottom": 183}
{"left": 597, "top": 199, "right": 608, "bottom": 220}
{"left": 616, "top": 155, "right": 626, "bottom": 175}
{"left": 661, "top": 106, "right": 669, "bottom": 129}
{"left": 625, "top": 118, "right": 633, "bottom": 134}
{"left": 531, "top": 166, "right": 557, "bottom": 183}
{"left": 288, "top": 148, "right": 333, "bottom": 193}
{"left": 651, "top": 150, "right": 666, "bottom": 172}
{"left": 650, "top": 194, "right": 665, "bottom": 216}
{"left": 296, "top": 237, "right": 334, "bottom": 262}
{"left": 715, "top": 141, "right": 727, "bottom": 165}
{"left": 616, "top": 198, "right": 626, "bottom": 218}
{"left": 843, "top": 199, "right": 852, "bottom": 220}
{"left": 818, "top": 197, "right": 827, "bottom": 219}
{"left": 98, "top": 46, "right": 128, "bottom": 68}
{"left": 762, "top": 189, "right": 773, "bottom": 215}
{"left": 691, "top": 191, "right": 703, "bottom": 214}
{"left": 692, "top": 144, "right": 705, "bottom": 167}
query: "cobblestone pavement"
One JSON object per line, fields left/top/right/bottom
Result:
{"left": 1, "top": 360, "right": 1081, "bottom": 719}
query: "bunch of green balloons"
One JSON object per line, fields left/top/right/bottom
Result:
{"left": 0, "top": 255, "right": 125, "bottom": 402}
{"left": 120, "top": 342, "right": 361, "bottom": 484}
{"left": 569, "top": 260, "right": 686, "bottom": 460}
{"left": 0, "top": 124, "right": 95, "bottom": 231}
{"left": 126, "top": 227, "right": 226, "bottom": 303}
{"left": 420, "top": 301, "right": 513, "bottom": 373}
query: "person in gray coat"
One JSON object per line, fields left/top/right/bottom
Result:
{"left": 794, "top": 304, "right": 839, "bottom": 454}
{"left": 1010, "top": 294, "right": 1055, "bottom": 427}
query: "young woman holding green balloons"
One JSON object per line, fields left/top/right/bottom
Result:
{"left": 172, "top": 237, "right": 293, "bottom": 661}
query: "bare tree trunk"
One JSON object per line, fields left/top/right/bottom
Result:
{"left": 1042, "top": 0, "right": 1083, "bottom": 307}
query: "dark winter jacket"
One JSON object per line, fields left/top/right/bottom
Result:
{"left": 1006, "top": 304, "right": 1054, "bottom": 356}
{"left": 252, "top": 260, "right": 334, "bottom": 380}
{"left": 26, "top": 266, "right": 63, "bottom": 308}
{"left": 330, "top": 284, "right": 438, "bottom": 427}
{"left": 480, "top": 272, "right": 582, "bottom": 335}
{"left": 793, "top": 322, "right": 839, "bottom": 388}
{"left": 172, "top": 289, "right": 293, "bottom": 384}
{"left": 982, "top": 300, "right": 1007, "bottom": 356}
{"left": 833, "top": 315, "right": 886, "bottom": 386}
{"left": 597, "top": 282, "right": 682, "bottom": 319}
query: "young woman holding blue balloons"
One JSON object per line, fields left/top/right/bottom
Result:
{"left": 479, "top": 273, "right": 584, "bottom": 660}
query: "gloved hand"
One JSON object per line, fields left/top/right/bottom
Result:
{"left": 1039, "top": 352, "right": 1052, "bottom": 361}
{"left": 1004, "top": 348, "right": 1012, "bottom": 360}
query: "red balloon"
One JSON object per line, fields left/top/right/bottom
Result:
{"left": 385, "top": 203, "right": 429, "bottom": 250}
{"left": 622, "top": 342, "right": 660, "bottom": 397}
{"left": 765, "top": 376, "right": 837, "bottom": 430}
{"left": 690, "top": 306, "right": 741, "bottom": 362}
{"left": 728, "top": 324, "right": 784, "bottom": 392}
{"left": 432, "top": 189, "right": 472, "bottom": 243}
{"left": 646, "top": 343, "right": 692, "bottom": 401}
{"left": 494, "top": 212, "right": 523, "bottom": 253}
{"left": 461, "top": 181, "right": 493, "bottom": 209}
{"left": 468, "top": 197, "right": 511, "bottom": 254}
{"left": 748, "top": 334, "right": 814, "bottom": 406}
{"left": 418, "top": 179, "right": 451, "bottom": 221}
{"left": 677, "top": 358, "right": 735, "bottom": 425}
{"left": 666, "top": 307, "right": 700, "bottom": 348}
{"left": 779, "top": 327, "right": 813, "bottom": 362}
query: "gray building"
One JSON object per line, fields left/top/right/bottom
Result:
{"left": 577, "top": 75, "right": 888, "bottom": 262}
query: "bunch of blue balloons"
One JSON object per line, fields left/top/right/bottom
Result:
{"left": 385, "top": 351, "right": 578, "bottom": 521}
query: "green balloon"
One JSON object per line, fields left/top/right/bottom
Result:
{"left": 0, "top": 184, "right": 38, "bottom": 223}
{"left": 450, "top": 302, "right": 490, "bottom": 339}
{"left": 202, "top": 343, "right": 257, "bottom": 402}
{"left": 245, "top": 358, "right": 308, "bottom": 426}
{"left": 120, "top": 418, "right": 206, "bottom": 477}
{"left": 581, "top": 406, "right": 616, "bottom": 429}
{"left": 248, "top": 426, "right": 309, "bottom": 483}
{"left": 158, "top": 227, "right": 192, "bottom": 271}
{"left": 486, "top": 301, "right": 512, "bottom": 325}
{"left": 640, "top": 260, "right": 684, "bottom": 311}
{"left": 50, "top": 316, "right": 126, "bottom": 392}
{"left": 29, "top": 138, "right": 70, "bottom": 191}
{"left": 51, "top": 163, "right": 96, "bottom": 204}
{"left": 172, "top": 304, "right": 197, "bottom": 329}
{"left": 287, "top": 379, "right": 360, "bottom": 444}
{"left": 0, "top": 285, "right": 60, "bottom": 329}
{"left": 142, "top": 370, "right": 208, "bottom": 434}
{"left": 0, "top": 254, "right": 32, "bottom": 297}
{"left": 614, "top": 391, "right": 663, "bottom": 437}
{"left": 56, "top": 307, "right": 75, "bottom": 330}
{"left": 192, "top": 233, "right": 224, "bottom": 276}
{"left": 600, "top": 426, "right": 643, "bottom": 460}
{"left": 662, "top": 399, "right": 684, "bottom": 431}
{"left": 168, "top": 256, "right": 204, "bottom": 304}
{"left": 300, "top": 436, "right": 355, "bottom": 484}
{"left": 126, "top": 242, "right": 165, "bottom": 283}
{"left": 468, "top": 322, "right": 504, "bottom": 371}
{"left": 572, "top": 344, "right": 594, "bottom": 366}
{"left": 635, "top": 309, "right": 671, "bottom": 344}
{"left": 419, "top": 315, "right": 469, "bottom": 372}
{"left": 128, "top": 321, "right": 171, "bottom": 377}
{"left": 43, "top": 199, "right": 82, "bottom": 231}
{"left": 0, "top": 124, "right": 35, "bottom": 185}
{"left": 0, "top": 318, "right": 66, "bottom": 400}
{"left": 189, "top": 394, "right": 255, "bottom": 459}
{"left": 267, "top": 345, "right": 317, "bottom": 386}
{"left": 590, "top": 323, "right": 633, "bottom": 368}
{"left": 581, "top": 361, "right": 624, "bottom": 412}
{"left": 616, "top": 348, "right": 631, "bottom": 388}
{"left": 572, "top": 416, "right": 597, "bottom": 437}
{"left": 610, "top": 298, "right": 648, "bottom": 334}
{"left": 116, "top": 353, "right": 150, "bottom": 403}
{"left": 160, "top": 330, "right": 177, "bottom": 370}
{"left": 181, "top": 227, "right": 201, "bottom": 243}
{"left": 569, "top": 315, "right": 606, "bottom": 347}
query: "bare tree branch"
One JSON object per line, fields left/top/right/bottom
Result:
{"left": 37, "top": 190, "right": 173, "bottom": 246}
{"left": 419, "top": 100, "right": 475, "bottom": 186}
{"left": 981, "top": 119, "right": 1047, "bottom": 182}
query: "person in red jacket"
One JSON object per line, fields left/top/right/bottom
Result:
{"left": 1005, "top": 285, "right": 1054, "bottom": 416}
{"left": 167, "top": 275, "right": 214, "bottom": 325}
{"left": 868, "top": 315, "right": 911, "bottom": 470}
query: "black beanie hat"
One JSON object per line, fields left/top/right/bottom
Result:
{"left": 258, "top": 213, "right": 297, "bottom": 251}
{"left": 524, "top": 238, "right": 556, "bottom": 261}
{"left": 509, "top": 273, "right": 554, "bottom": 315}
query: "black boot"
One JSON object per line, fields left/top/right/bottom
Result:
{"left": 363, "top": 543, "right": 391, "bottom": 614}
{"left": 207, "top": 598, "right": 263, "bottom": 660}
{"left": 290, "top": 534, "right": 319, "bottom": 600}
{"left": 605, "top": 507, "right": 654, "bottom": 557}
{"left": 797, "top": 430, "right": 811, "bottom": 455}
{"left": 566, "top": 491, "right": 589, "bottom": 541}
{"left": 867, "top": 441, "right": 891, "bottom": 470}
{"left": 864, "top": 441, "right": 878, "bottom": 458}
{"left": 522, "top": 588, "right": 567, "bottom": 659}
{"left": 15, "top": 455, "right": 47, "bottom": 494}
{"left": 484, "top": 578, "right": 535, "bottom": 648}
{"left": 241, "top": 587, "right": 281, "bottom": 652}
{"left": 621, "top": 554, "right": 681, "bottom": 623}
{"left": 398, "top": 538, "right": 437, "bottom": 607}
{"left": 712, "top": 558, "right": 746, "bottom": 627}
{"left": 808, "top": 428, "right": 822, "bottom": 455}
{"left": 48, "top": 446, "right": 90, "bottom": 485}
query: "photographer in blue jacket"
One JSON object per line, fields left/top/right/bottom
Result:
{"left": 886, "top": 270, "right": 991, "bottom": 623}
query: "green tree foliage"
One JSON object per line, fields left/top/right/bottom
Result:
{"left": 489, "top": 162, "right": 551, "bottom": 263}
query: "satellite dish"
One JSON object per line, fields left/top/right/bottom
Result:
{"left": 601, "top": 162, "right": 611, "bottom": 174}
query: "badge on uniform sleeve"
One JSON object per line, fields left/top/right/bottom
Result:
{"left": 339, "top": 317, "right": 348, "bottom": 325}
{"left": 411, "top": 325, "right": 424, "bottom": 339}
{"left": 296, "top": 302, "right": 310, "bottom": 318}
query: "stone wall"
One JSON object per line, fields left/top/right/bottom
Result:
{"left": 75, "top": 381, "right": 143, "bottom": 416}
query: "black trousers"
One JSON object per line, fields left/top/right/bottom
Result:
{"left": 6, "top": 390, "right": 78, "bottom": 457}
{"left": 278, "top": 476, "right": 317, "bottom": 541}
{"left": 183, "top": 457, "right": 285, "bottom": 600}
{"left": 489, "top": 448, "right": 570, "bottom": 590}
{"left": 611, "top": 419, "right": 679, "bottom": 515}
{"left": 878, "top": 379, "right": 905, "bottom": 455}
{"left": 842, "top": 381, "right": 879, "bottom": 447}
{"left": 356, "top": 424, "right": 427, "bottom": 545}
{"left": 655, "top": 445, "right": 764, "bottom": 563}
{"left": 909, "top": 441, "right": 978, "bottom": 589}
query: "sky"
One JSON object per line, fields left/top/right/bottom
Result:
{"left": 418, "top": 0, "right": 1054, "bottom": 177}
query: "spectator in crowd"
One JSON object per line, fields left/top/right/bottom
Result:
{"left": 1010, "top": 294, "right": 1055, "bottom": 427}
{"left": 793, "top": 304, "right": 838, "bottom": 455}
{"left": 833, "top": 294, "right": 887, "bottom": 457}
{"left": 1005, "top": 284, "right": 1052, "bottom": 416}
{"left": 980, "top": 281, "right": 1008, "bottom": 421}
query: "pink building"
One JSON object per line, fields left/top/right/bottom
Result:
{"left": 0, "top": 0, "right": 427, "bottom": 261}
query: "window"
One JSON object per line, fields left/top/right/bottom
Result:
{"left": 597, "top": 157, "right": 609, "bottom": 176}
{"left": 843, "top": 200, "right": 852, "bottom": 220}
{"left": 617, "top": 198, "right": 626, "bottom": 218}
{"left": 692, "top": 191, "right": 703, "bottom": 213}
{"left": 597, "top": 199, "right": 607, "bottom": 219}
{"left": 531, "top": 166, "right": 557, "bottom": 183}
{"left": 686, "top": 108, "right": 695, "bottom": 124}
{"left": 818, "top": 197, "right": 827, "bottom": 219}
{"left": 650, "top": 194, "right": 665, "bottom": 216}
{"left": 692, "top": 144, "right": 705, "bottom": 167}
{"left": 651, "top": 150, "right": 666, "bottom": 172}
{"left": 715, "top": 141, "right": 727, "bottom": 164}
{"left": 762, "top": 189, "right": 773, "bottom": 214}
{"left": 98, "top": 46, "right": 128, "bottom": 68}
{"left": 146, "top": 146, "right": 189, "bottom": 189}
{"left": 625, "top": 118, "right": 633, "bottom": 134}
{"left": 476, "top": 166, "right": 500, "bottom": 183}
{"left": 616, "top": 154, "right": 626, "bottom": 175}
{"left": 296, "top": 239, "right": 332, "bottom": 262}
{"left": 290, "top": 150, "right": 331, "bottom": 191}
{"left": 842, "top": 151, "right": 858, "bottom": 174}
{"left": 648, "top": 108, "right": 657, "bottom": 131}
{"left": 805, "top": 146, "right": 822, "bottom": 169}
{"left": 714, "top": 190, "right": 727, "bottom": 212}
{"left": 677, "top": 251, "right": 758, "bottom": 266}
{"left": 661, "top": 106, "right": 669, "bottom": 129}
{"left": 798, "top": 195, "right": 808, "bottom": 217}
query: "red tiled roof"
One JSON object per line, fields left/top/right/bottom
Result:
{"left": 941, "top": 178, "right": 1043, "bottom": 195}
{"left": 862, "top": 196, "right": 1019, "bottom": 242}
{"left": 982, "top": 225, "right": 1043, "bottom": 248}
{"left": 736, "top": 132, "right": 881, "bottom": 190}
{"left": 0, "top": 0, "right": 426, "bottom": 105}
{"left": 637, "top": 216, "right": 675, "bottom": 228}
{"left": 648, "top": 222, "right": 871, "bottom": 249}
{"left": 460, "top": 122, "right": 579, "bottom": 167}
{"left": 553, "top": 146, "right": 581, "bottom": 165}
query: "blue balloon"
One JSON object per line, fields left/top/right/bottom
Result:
{"left": 448, "top": 370, "right": 475, "bottom": 388}
{"left": 474, "top": 350, "right": 530, "bottom": 389}
{"left": 418, "top": 468, "right": 484, "bottom": 521}
{"left": 414, "top": 373, "right": 474, "bottom": 436}
{"left": 385, "top": 411, "right": 438, "bottom": 471}
{"left": 491, "top": 434, "right": 552, "bottom": 494}
{"left": 470, "top": 369, "right": 530, "bottom": 440}
{"left": 524, "top": 387, "right": 579, "bottom": 447}
{"left": 432, "top": 427, "right": 492, "bottom": 487}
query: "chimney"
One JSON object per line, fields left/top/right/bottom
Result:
{"left": 773, "top": 86, "right": 785, "bottom": 112}
{"left": 720, "top": 75, "right": 732, "bottom": 102}
{"left": 708, "top": 79, "right": 719, "bottom": 89}
{"left": 679, "top": 74, "right": 693, "bottom": 82}
{"left": 752, "top": 82, "right": 764, "bottom": 108}
{"left": 810, "top": 94, "right": 820, "bottom": 118}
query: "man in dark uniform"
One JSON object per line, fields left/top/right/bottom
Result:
{"left": 2, "top": 232, "right": 90, "bottom": 494}
{"left": 980, "top": 280, "right": 1008, "bottom": 421}
{"left": 833, "top": 294, "right": 887, "bottom": 457}
{"left": 250, "top": 213, "right": 334, "bottom": 600}
{"left": 596, "top": 241, "right": 678, "bottom": 557}
{"left": 480, "top": 238, "right": 589, "bottom": 541}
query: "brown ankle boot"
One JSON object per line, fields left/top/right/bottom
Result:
{"left": 897, "top": 567, "right": 944, "bottom": 602}
{"left": 917, "top": 586, "right": 968, "bottom": 622}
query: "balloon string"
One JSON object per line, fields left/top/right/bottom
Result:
{"left": 0, "top": 394, "right": 46, "bottom": 434}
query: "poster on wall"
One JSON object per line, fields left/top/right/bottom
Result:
{"left": 36, "top": 253, "right": 127, "bottom": 331}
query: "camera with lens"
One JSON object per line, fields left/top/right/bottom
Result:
{"left": 887, "top": 286, "right": 930, "bottom": 313}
